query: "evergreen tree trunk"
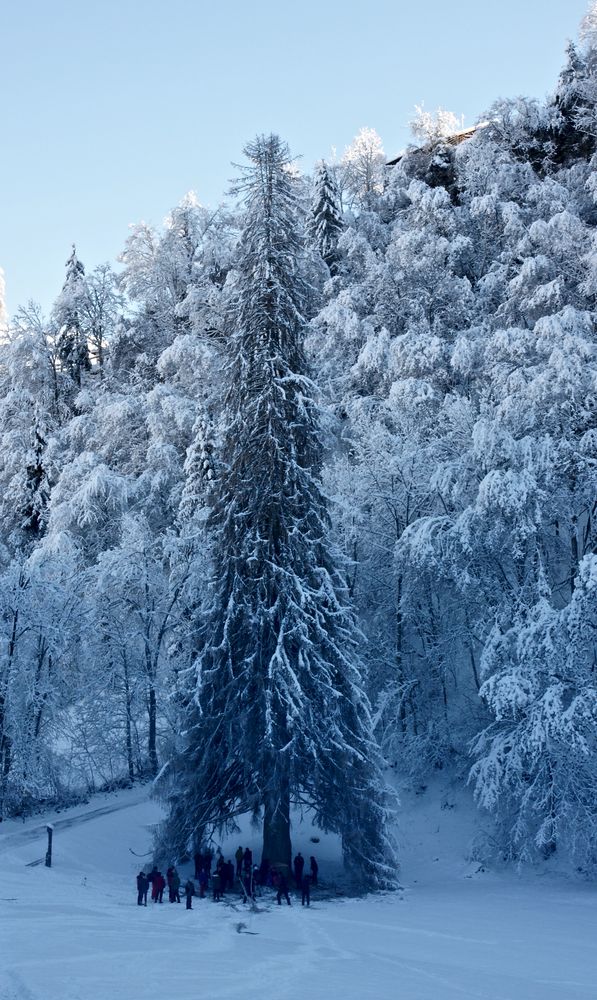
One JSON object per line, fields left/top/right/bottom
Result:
{"left": 263, "top": 773, "right": 291, "bottom": 869}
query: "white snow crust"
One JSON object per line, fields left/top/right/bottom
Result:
{"left": 1, "top": 778, "right": 595, "bottom": 1000}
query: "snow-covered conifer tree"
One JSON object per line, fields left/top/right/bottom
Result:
{"left": 53, "top": 245, "right": 90, "bottom": 387}
{"left": 163, "top": 135, "right": 398, "bottom": 888}
{"left": 551, "top": 41, "right": 597, "bottom": 165}
{"left": 178, "top": 415, "right": 215, "bottom": 527}
{"left": 308, "top": 161, "right": 344, "bottom": 275}
{"left": 0, "top": 309, "right": 63, "bottom": 550}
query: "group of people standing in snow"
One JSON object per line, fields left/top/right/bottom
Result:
{"left": 136, "top": 848, "right": 319, "bottom": 909}
{"left": 136, "top": 866, "right": 195, "bottom": 908}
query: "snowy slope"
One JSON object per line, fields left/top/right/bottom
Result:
{"left": 1, "top": 778, "right": 596, "bottom": 1000}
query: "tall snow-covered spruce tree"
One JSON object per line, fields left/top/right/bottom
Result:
{"left": 162, "top": 135, "right": 398, "bottom": 888}
{"left": 53, "top": 245, "right": 90, "bottom": 387}
{"left": 308, "top": 161, "right": 344, "bottom": 275}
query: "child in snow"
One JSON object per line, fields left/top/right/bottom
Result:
{"left": 184, "top": 879, "right": 195, "bottom": 910}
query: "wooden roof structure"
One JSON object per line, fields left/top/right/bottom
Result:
{"left": 386, "top": 122, "right": 488, "bottom": 166}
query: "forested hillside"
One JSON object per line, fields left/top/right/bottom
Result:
{"left": 1, "top": 15, "right": 596, "bottom": 876}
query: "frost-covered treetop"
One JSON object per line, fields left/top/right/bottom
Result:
{"left": 342, "top": 127, "right": 386, "bottom": 204}
{"left": 580, "top": 1, "right": 597, "bottom": 50}
{"left": 409, "top": 104, "right": 465, "bottom": 144}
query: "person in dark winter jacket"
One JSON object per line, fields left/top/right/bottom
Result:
{"left": 212, "top": 871, "right": 222, "bottom": 902}
{"left": 194, "top": 852, "right": 203, "bottom": 879}
{"left": 274, "top": 870, "right": 291, "bottom": 906}
{"left": 198, "top": 868, "right": 208, "bottom": 898}
{"left": 148, "top": 867, "right": 158, "bottom": 902}
{"left": 293, "top": 852, "right": 305, "bottom": 887}
{"left": 301, "top": 873, "right": 311, "bottom": 907}
{"left": 235, "top": 846, "right": 244, "bottom": 878}
{"left": 167, "top": 867, "right": 181, "bottom": 902}
{"left": 216, "top": 856, "right": 226, "bottom": 893}
{"left": 136, "top": 871, "right": 148, "bottom": 906}
{"left": 243, "top": 847, "right": 252, "bottom": 874}
{"left": 309, "top": 856, "right": 318, "bottom": 886}
{"left": 184, "top": 879, "right": 195, "bottom": 910}
{"left": 146, "top": 866, "right": 158, "bottom": 891}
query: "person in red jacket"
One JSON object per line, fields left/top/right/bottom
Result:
{"left": 152, "top": 870, "right": 165, "bottom": 903}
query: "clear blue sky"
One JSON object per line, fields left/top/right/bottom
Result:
{"left": 0, "top": 0, "right": 589, "bottom": 314}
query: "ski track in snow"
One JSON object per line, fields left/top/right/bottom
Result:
{"left": 1, "top": 779, "right": 596, "bottom": 1000}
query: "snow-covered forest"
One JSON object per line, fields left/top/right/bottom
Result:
{"left": 1, "top": 13, "right": 597, "bottom": 881}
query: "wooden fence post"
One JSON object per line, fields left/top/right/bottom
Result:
{"left": 45, "top": 824, "right": 53, "bottom": 867}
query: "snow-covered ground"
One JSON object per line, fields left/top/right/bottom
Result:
{"left": 1, "top": 778, "right": 595, "bottom": 1000}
